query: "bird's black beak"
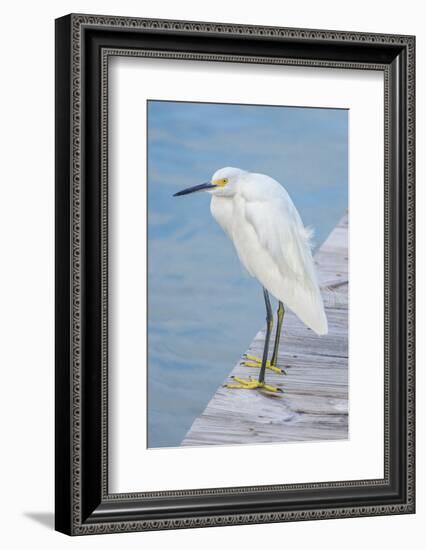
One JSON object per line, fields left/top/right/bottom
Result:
{"left": 173, "top": 182, "right": 216, "bottom": 197}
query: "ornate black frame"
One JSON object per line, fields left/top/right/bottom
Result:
{"left": 55, "top": 13, "right": 415, "bottom": 535}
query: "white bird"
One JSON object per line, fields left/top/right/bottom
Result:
{"left": 174, "top": 167, "right": 327, "bottom": 393}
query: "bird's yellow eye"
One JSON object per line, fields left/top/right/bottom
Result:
{"left": 213, "top": 177, "right": 228, "bottom": 187}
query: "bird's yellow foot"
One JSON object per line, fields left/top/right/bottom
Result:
{"left": 224, "top": 376, "right": 283, "bottom": 393}
{"left": 242, "top": 354, "right": 287, "bottom": 375}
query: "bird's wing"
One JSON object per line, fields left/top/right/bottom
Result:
{"left": 244, "top": 197, "right": 316, "bottom": 286}
{"left": 243, "top": 196, "right": 328, "bottom": 334}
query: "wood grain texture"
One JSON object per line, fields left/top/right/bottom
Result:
{"left": 182, "top": 212, "right": 348, "bottom": 446}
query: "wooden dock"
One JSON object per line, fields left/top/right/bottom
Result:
{"left": 181, "top": 213, "right": 349, "bottom": 447}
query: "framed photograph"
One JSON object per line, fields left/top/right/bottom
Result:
{"left": 55, "top": 14, "right": 415, "bottom": 535}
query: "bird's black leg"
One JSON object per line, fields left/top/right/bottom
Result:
{"left": 224, "top": 288, "right": 282, "bottom": 392}
{"left": 258, "top": 288, "right": 273, "bottom": 384}
{"left": 270, "top": 301, "right": 286, "bottom": 373}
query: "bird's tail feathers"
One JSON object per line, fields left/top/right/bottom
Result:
{"left": 303, "top": 225, "right": 315, "bottom": 250}
{"left": 279, "top": 280, "right": 328, "bottom": 336}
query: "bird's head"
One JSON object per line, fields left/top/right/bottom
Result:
{"left": 173, "top": 167, "right": 245, "bottom": 198}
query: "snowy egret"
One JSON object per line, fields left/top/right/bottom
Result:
{"left": 174, "top": 167, "right": 327, "bottom": 393}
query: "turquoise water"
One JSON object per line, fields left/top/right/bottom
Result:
{"left": 147, "top": 101, "right": 348, "bottom": 448}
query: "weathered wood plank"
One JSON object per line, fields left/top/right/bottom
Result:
{"left": 182, "top": 212, "right": 349, "bottom": 447}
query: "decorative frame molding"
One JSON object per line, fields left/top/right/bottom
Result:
{"left": 55, "top": 14, "right": 415, "bottom": 535}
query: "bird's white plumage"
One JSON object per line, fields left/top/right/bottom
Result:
{"left": 209, "top": 167, "right": 328, "bottom": 335}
